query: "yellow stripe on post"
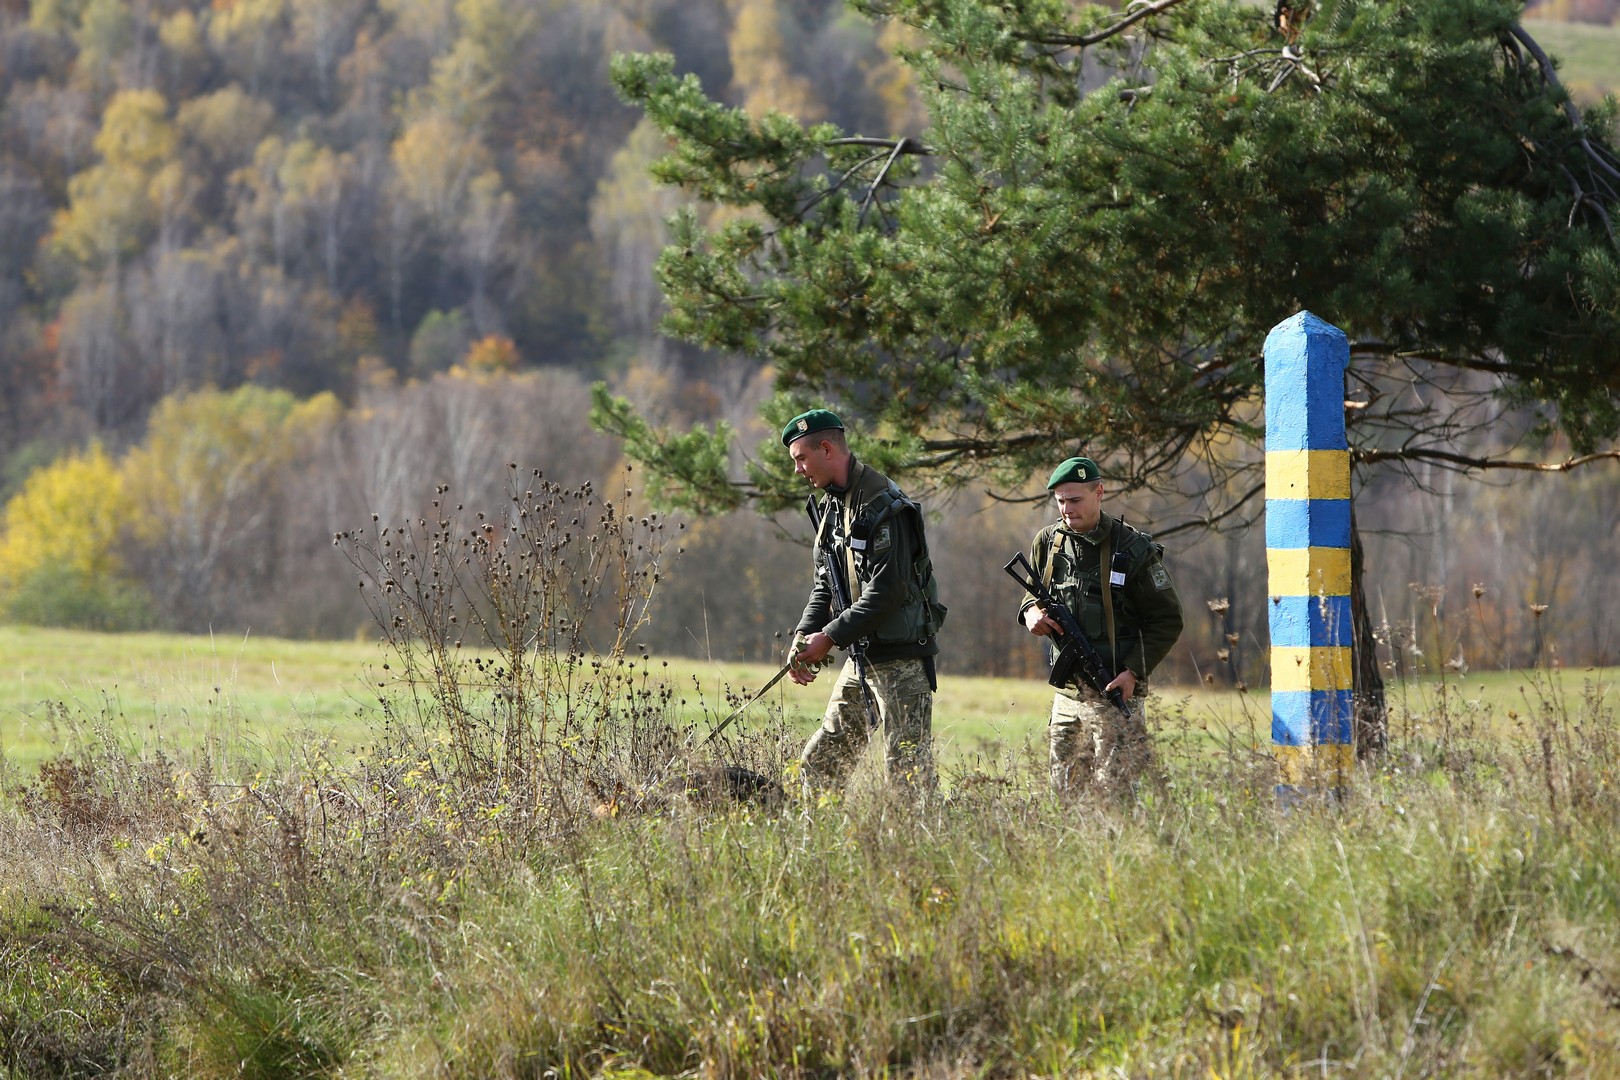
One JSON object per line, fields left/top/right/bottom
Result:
{"left": 1266, "top": 547, "right": 1352, "bottom": 597}
{"left": 1274, "top": 743, "right": 1356, "bottom": 788}
{"left": 1265, "top": 450, "right": 1352, "bottom": 501}
{"left": 1266, "top": 311, "right": 1355, "bottom": 800}
{"left": 1270, "top": 646, "right": 1353, "bottom": 692}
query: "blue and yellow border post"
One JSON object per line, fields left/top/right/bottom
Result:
{"left": 1265, "top": 311, "right": 1354, "bottom": 795}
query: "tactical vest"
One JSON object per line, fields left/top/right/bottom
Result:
{"left": 1041, "top": 516, "right": 1157, "bottom": 660}
{"left": 823, "top": 480, "right": 947, "bottom": 647}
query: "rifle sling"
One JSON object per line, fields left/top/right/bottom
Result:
{"left": 839, "top": 461, "right": 866, "bottom": 607}
{"left": 1099, "top": 522, "right": 1119, "bottom": 674}
{"left": 705, "top": 654, "right": 799, "bottom": 743}
{"left": 814, "top": 491, "right": 836, "bottom": 558}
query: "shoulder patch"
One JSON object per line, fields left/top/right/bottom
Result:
{"left": 1150, "top": 563, "right": 1173, "bottom": 591}
{"left": 872, "top": 522, "right": 893, "bottom": 554}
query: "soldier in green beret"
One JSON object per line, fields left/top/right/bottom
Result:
{"left": 1019, "top": 456, "right": 1183, "bottom": 797}
{"left": 781, "top": 408, "right": 946, "bottom": 795}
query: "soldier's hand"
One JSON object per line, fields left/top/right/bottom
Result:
{"left": 790, "top": 632, "right": 835, "bottom": 684}
{"left": 1105, "top": 668, "right": 1138, "bottom": 703}
{"left": 787, "top": 634, "right": 815, "bottom": 684}
{"left": 1023, "top": 606, "right": 1061, "bottom": 637}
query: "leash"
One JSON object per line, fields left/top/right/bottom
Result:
{"left": 703, "top": 651, "right": 804, "bottom": 744}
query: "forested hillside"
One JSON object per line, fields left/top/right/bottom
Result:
{"left": 0, "top": 0, "right": 919, "bottom": 458}
{"left": 0, "top": 0, "right": 1616, "bottom": 681}
{"left": 0, "top": 0, "right": 919, "bottom": 648}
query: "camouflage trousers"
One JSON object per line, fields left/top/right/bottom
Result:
{"left": 1048, "top": 688, "right": 1155, "bottom": 800}
{"left": 801, "top": 656, "right": 934, "bottom": 794}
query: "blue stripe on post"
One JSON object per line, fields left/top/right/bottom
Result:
{"left": 1267, "top": 594, "right": 1353, "bottom": 649}
{"left": 1271, "top": 690, "right": 1356, "bottom": 745}
{"left": 1263, "top": 312, "right": 1351, "bottom": 452}
{"left": 1266, "top": 310, "right": 1354, "bottom": 793}
{"left": 1265, "top": 498, "right": 1352, "bottom": 550}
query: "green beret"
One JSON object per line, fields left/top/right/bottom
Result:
{"left": 781, "top": 408, "right": 844, "bottom": 447}
{"left": 1047, "top": 456, "right": 1101, "bottom": 488}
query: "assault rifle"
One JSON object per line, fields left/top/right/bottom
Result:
{"left": 808, "top": 494, "right": 883, "bottom": 731}
{"left": 1004, "top": 551, "right": 1130, "bottom": 716}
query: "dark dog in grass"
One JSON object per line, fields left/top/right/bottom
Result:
{"left": 675, "top": 764, "right": 784, "bottom": 806}
{"left": 592, "top": 764, "right": 784, "bottom": 818}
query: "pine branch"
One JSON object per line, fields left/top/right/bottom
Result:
{"left": 1505, "top": 22, "right": 1620, "bottom": 246}
{"left": 859, "top": 137, "right": 916, "bottom": 225}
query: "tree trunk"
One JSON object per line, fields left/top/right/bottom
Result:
{"left": 1349, "top": 505, "right": 1387, "bottom": 755}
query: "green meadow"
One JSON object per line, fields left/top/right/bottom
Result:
{"left": 1522, "top": 17, "right": 1620, "bottom": 98}
{"left": 6, "top": 625, "right": 1620, "bottom": 1077}
{"left": 0, "top": 624, "right": 1066, "bottom": 772}
{"left": 4, "top": 623, "right": 1611, "bottom": 774}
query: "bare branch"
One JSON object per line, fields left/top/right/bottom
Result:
{"left": 1210, "top": 47, "right": 1288, "bottom": 65}
{"left": 1508, "top": 23, "right": 1590, "bottom": 137}
{"left": 1154, "top": 478, "right": 1266, "bottom": 539}
{"left": 1349, "top": 342, "right": 1519, "bottom": 375}
{"left": 824, "top": 136, "right": 935, "bottom": 156}
{"left": 1355, "top": 447, "right": 1620, "bottom": 473}
{"left": 1506, "top": 22, "right": 1620, "bottom": 244}
{"left": 1265, "top": 45, "right": 1323, "bottom": 93}
{"left": 1025, "top": 0, "right": 1192, "bottom": 49}
{"left": 859, "top": 137, "right": 914, "bottom": 226}
{"left": 799, "top": 149, "right": 893, "bottom": 218}
{"left": 909, "top": 431, "right": 1057, "bottom": 468}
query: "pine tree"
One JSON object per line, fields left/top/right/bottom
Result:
{"left": 597, "top": 0, "right": 1620, "bottom": 744}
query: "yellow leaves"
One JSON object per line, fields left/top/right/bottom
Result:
{"left": 457, "top": 335, "right": 520, "bottom": 375}
{"left": 50, "top": 89, "right": 178, "bottom": 267}
{"left": 122, "top": 385, "right": 340, "bottom": 542}
{"left": 28, "top": 0, "right": 84, "bottom": 34}
{"left": 74, "top": 0, "right": 135, "bottom": 77}
{"left": 0, "top": 389, "right": 342, "bottom": 615}
{"left": 178, "top": 85, "right": 276, "bottom": 168}
{"left": 280, "top": 138, "right": 346, "bottom": 200}
{"left": 424, "top": 0, "right": 537, "bottom": 122}
{"left": 147, "top": 159, "right": 186, "bottom": 210}
{"left": 94, "top": 89, "right": 176, "bottom": 170}
{"left": 158, "top": 8, "right": 202, "bottom": 54}
{"left": 868, "top": 19, "right": 926, "bottom": 133}
{"left": 726, "top": 0, "right": 823, "bottom": 122}
{"left": 207, "top": 0, "right": 287, "bottom": 45}
{"left": 391, "top": 112, "right": 492, "bottom": 227}
{"left": 54, "top": 162, "right": 151, "bottom": 266}
{"left": 0, "top": 443, "right": 133, "bottom": 592}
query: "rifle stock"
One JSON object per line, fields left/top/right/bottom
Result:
{"left": 1004, "top": 552, "right": 1130, "bottom": 716}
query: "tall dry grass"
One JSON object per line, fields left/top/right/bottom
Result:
{"left": 4, "top": 482, "right": 1619, "bottom": 1077}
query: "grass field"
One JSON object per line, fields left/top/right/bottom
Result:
{"left": 1523, "top": 17, "right": 1620, "bottom": 98}
{"left": 0, "top": 625, "right": 1074, "bottom": 773}
{"left": 5, "top": 624, "right": 1615, "bottom": 775}
{"left": 5, "top": 624, "right": 1620, "bottom": 1076}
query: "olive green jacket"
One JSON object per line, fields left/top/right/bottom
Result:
{"left": 1018, "top": 512, "right": 1183, "bottom": 692}
{"left": 796, "top": 458, "right": 943, "bottom": 663}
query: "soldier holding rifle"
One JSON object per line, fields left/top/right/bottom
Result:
{"left": 1016, "top": 457, "right": 1183, "bottom": 797}
{"left": 783, "top": 409, "right": 946, "bottom": 795}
